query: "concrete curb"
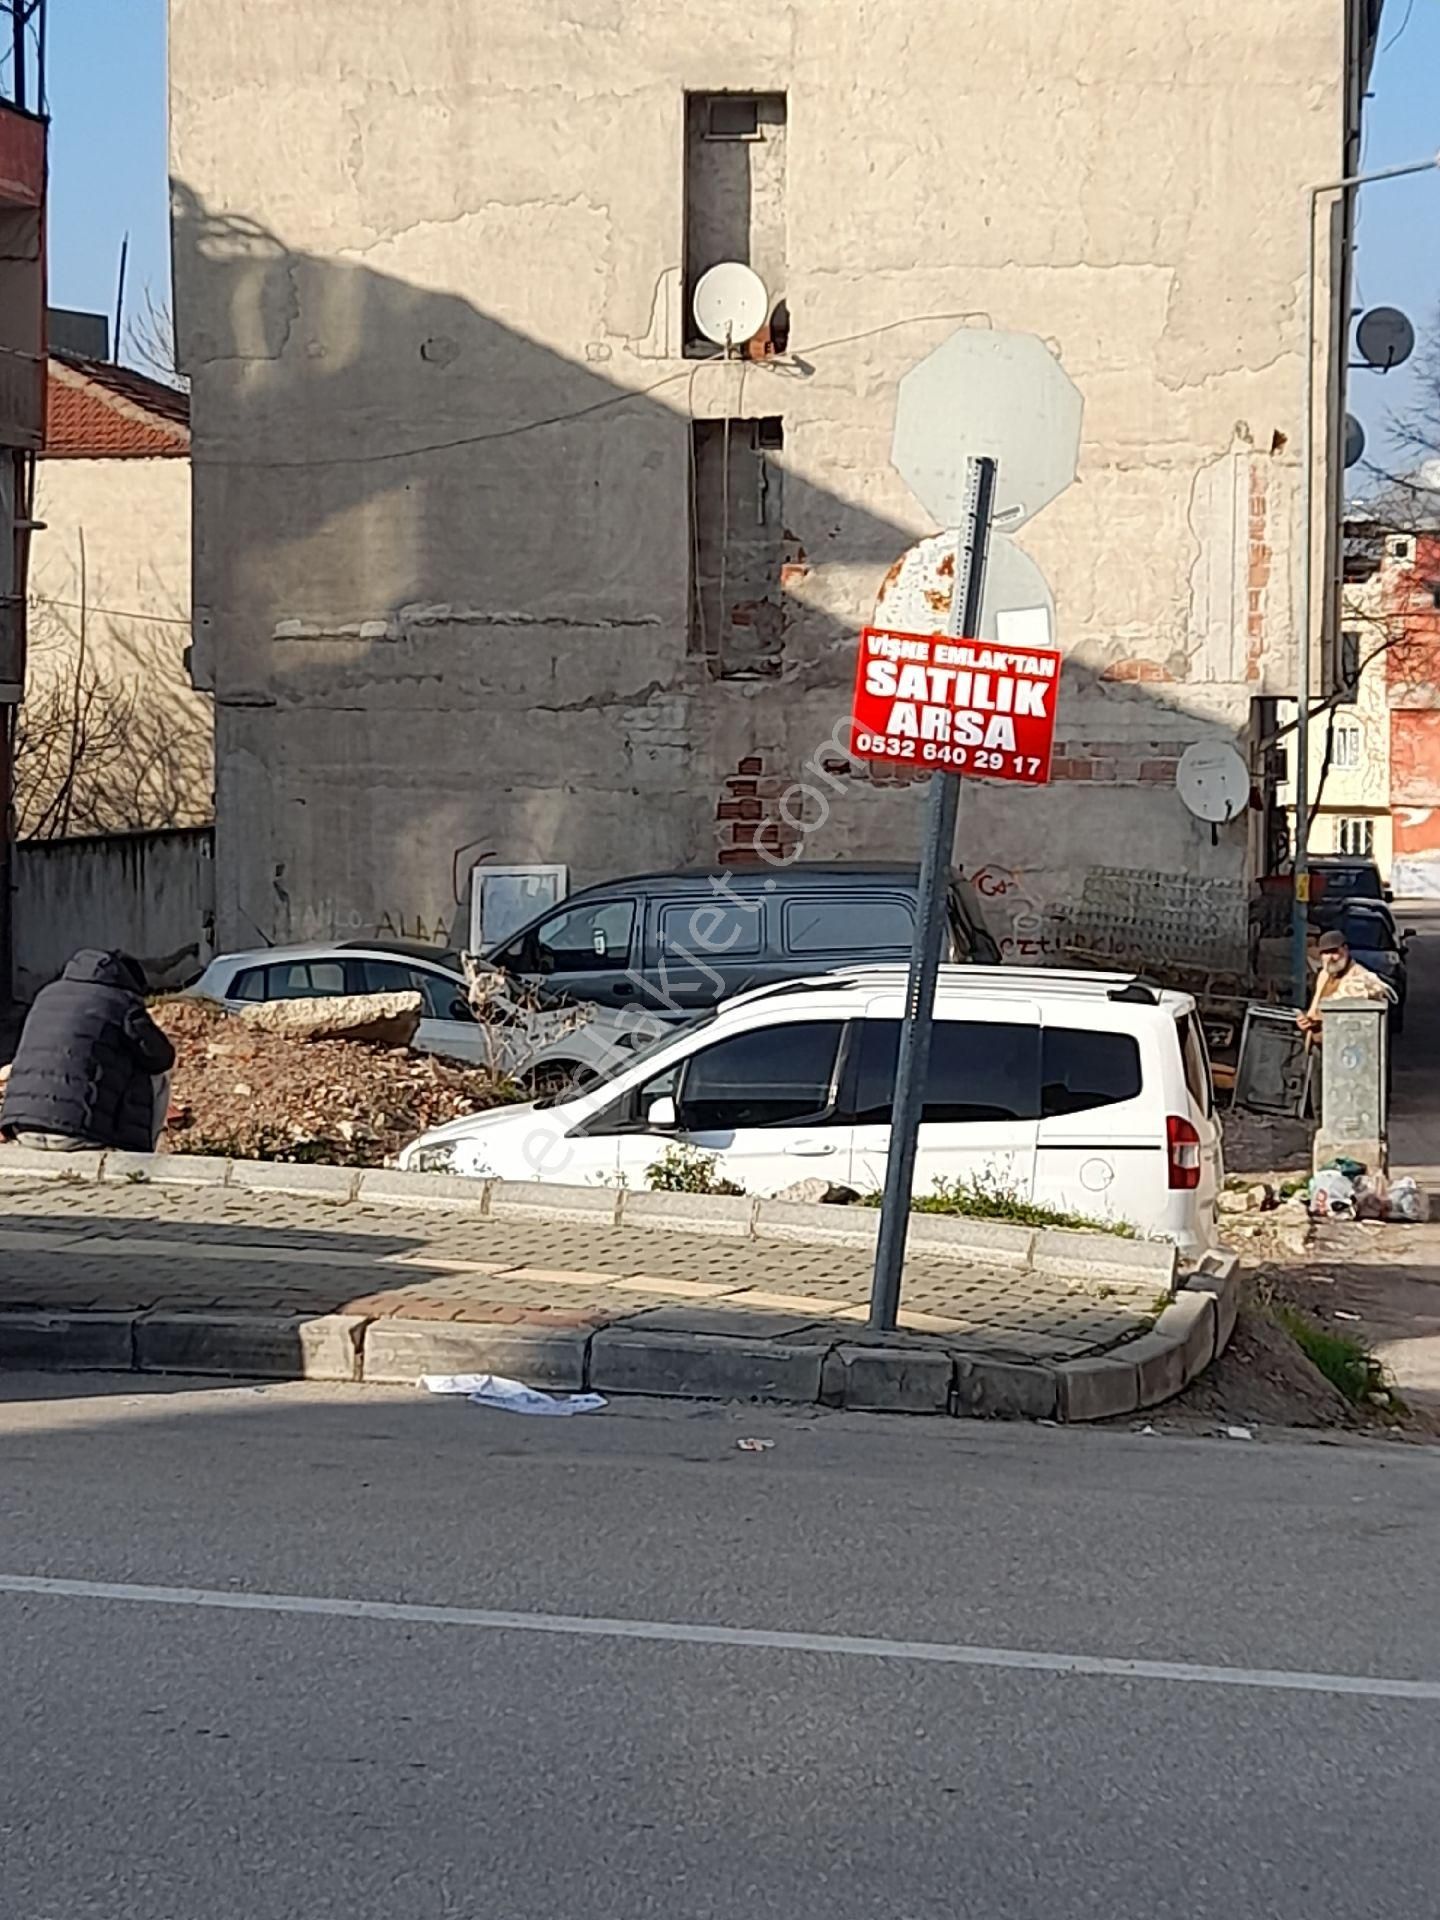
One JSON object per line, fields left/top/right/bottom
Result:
{"left": 0, "top": 1252, "right": 1239, "bottom": 1420}
{"left": 0, "top": 1146, "right": 1175, "bottom": 1289}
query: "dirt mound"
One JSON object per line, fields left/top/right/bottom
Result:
{"left": 154, "top": 997, "right": 506, "bottom": 1166}
{"left": 1160, "top": 1305, "right": 1359, "bottom": 1430}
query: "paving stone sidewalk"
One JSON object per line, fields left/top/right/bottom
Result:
{"left": 0, "top": 1176, "right": 1151, "bottom": 1362}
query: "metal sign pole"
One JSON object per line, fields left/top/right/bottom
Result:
{"left": 869, "top": 454, "right": 998, "bottom": 1331}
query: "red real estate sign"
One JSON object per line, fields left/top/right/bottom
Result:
{"left": 849, "top": 625, "right": 1061, "bottom": 786}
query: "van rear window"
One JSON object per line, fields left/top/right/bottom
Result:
{"left": 784, "top": 897, "right": 915, "bottom": 955}
{"left": 1040, "top": 1029, "right": 1142, "bottom": 1117}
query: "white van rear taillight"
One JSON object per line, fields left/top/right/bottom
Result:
{"left": 1167, "top": 1114, "right": 1202, "bottom": 1190}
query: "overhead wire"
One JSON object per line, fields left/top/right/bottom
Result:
{"left": 191, "top": 311, "right": 990, "bottom": 472}
{"left": 27, "top": 593, "right": 191, "bottom": 627}
{"left": 70, "top": 309, "right": 994, "bottom": 638}
{"left": 1382, "top": 0, "right": 1415, "bottom": 54}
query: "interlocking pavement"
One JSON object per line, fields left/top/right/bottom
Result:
{"left": 0, "top": 1176, "right": 1153, "bottom": 1363}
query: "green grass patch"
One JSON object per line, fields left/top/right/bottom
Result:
{"left": 1273, "top": 1304, "right": 1390, "bottom": 1405}
{"left": 645, "top": 1143, "right": 746, "bottom": 1196}
{"left": 861, "top": 1173, "right": 1136, "bottom": 1236}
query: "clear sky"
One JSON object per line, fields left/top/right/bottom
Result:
{"left": 39, "top": 0, "right": 1440, "bottom": 478}
{"left": 46, "top": 0, "right": 169, "bottom": 351}
{"left": 1349, "top": 0, "right": 1440, "bottom": 479}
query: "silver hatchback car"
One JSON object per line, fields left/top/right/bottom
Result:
{"left": 187, "top": 941, "right": 666, "bottom": 1089}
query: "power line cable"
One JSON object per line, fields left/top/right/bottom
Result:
{"left": 191, "top": 311, "right": 990, "bottom": 472}
{"left": 1382, "top": 0, "right": 1415, "bottom": 54}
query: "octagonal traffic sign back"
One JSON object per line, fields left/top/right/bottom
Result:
{"left": 892, "top": 328, "right": 1083, "bottom": 530}
{"left": 874, "top": 529, "right": 1055, "bottom": 651}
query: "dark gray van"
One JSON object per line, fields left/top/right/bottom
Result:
{"left": 484, "top": 863, "right": 1001, "bottom": 1017}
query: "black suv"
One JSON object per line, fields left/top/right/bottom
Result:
{"left": 484, "top": 862, "right": 1001, "bottom": 1018}
{"left": 1309, "top": 855, "right": 1391, "bottom": 931}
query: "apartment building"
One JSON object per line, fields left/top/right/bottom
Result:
{"left": 171, "top": 0, "right": 1382, "bottom": 954}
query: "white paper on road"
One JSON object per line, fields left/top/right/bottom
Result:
{"left": 421, "top": 1373, "right": 607, "bottom": 1416}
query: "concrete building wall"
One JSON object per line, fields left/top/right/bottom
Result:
{"left": 24, "top": 457, "right": 210, "bottom": 835}
{"left": 170, "top": 0, "right": 1368, "bottom": 954}
{"left": 11, "top": 825, "right": 213, "bottom": 1002}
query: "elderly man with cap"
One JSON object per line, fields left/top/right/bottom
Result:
{"left": 1298, "top": 926, "right": 1395, "bottom": 1042}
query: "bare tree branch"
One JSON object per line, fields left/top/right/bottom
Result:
{"left": 1353, "top": 300, "right": 1440, "bottom": 531}
{"left": 124, "top": 284, "right": 189, "bottom": 393}
{"left": 14, "top": 596, "right": 212, "bottom": 839}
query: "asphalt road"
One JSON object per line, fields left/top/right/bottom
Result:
{"left": 2, "top": 1375, "right": 1439, "bottom": 1919}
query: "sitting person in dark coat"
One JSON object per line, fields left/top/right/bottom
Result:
{"left": 0, "top": 949, "right": 176, "bottom": 1153}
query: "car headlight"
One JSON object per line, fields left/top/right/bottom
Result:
{"left": 404, "top": 1142, "right": 460, "bottom": 1175}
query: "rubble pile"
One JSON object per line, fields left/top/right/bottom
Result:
{"left": 155, "top": 998, "right": 506, "bottom": 1166}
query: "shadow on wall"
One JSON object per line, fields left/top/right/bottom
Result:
{"left": 172, "top": 182, "right": 1253, "bottom": 957}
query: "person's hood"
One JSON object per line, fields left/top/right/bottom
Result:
{"left": 61, "top": 949, "right": 148, "bottom": 992}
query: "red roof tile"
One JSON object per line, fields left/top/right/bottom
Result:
{"left": 44, "top": 354, "right": 190, "bottom": 458}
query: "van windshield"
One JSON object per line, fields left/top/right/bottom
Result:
{"left": 531, "top": 1011, "right": 716, "bottom": 1109}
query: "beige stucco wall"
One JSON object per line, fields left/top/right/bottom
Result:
{"left": 170, "top": 0, "right": 1365, "bottom": 952}
{"left": 23, "top": 456, "right": 211, "bottom": 836}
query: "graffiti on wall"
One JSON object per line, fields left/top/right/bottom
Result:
{"left": 376, "top": 910, "right": 452, "bottom": 945}
{"left": 291, "top": 902, "right": 453, "bottom": 947}
{"left": 969, "top": 864, "right": 1064, "bottom": 962}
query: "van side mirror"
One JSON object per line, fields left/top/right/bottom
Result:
{"left": 646, "top": 1095, "right": 677, "bottom": 1131}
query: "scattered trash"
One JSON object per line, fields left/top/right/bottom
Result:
{"left": 773, "top": 1178, "right": 861, "bottom": 1206}
{"left": 1353, "top": 1173, "right": 1390, "bottom": 1222}
{"left": 1136, "top": 1424, "right": 1158, "bottom": 1436}
{"left": 1308, "top": 1168, "right": 1356, "bottom": 1219}
{"left": 1218, "top": 1180, "right": 1280, "bottom": 1216}
{"left": 421, "top": 1373, "right": 606, "bottom": 1416}
{"left": 1223, "top": 1425, "right": 1255, "bottom": 1441}
{"left": 736, "top": 1437, "right": 775, "bottom": 1452}
{"left": 1388, "top": 1176, "right": 1426, "bottom": 1223}
{"left": 1333, "top": 1310, "right": 1362, "bottom": 1322}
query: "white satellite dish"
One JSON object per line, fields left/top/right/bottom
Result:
{"left": 1176, "top": 741, "right": 1249, "bottom": 825}
{"left": 693, "top": 262, "right": 769, "bottom": 348}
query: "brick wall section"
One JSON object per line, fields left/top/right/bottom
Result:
{"left": 715, "top": 734, "right": 1190, "bottom": 850}
{"left": 713, "top": 755, "right": 805, "bottom": 866}
{"left": 1099, "top": 658, "right": 1173, "bottom": 684}
{"left": 1049, "top": 740, "right": 1189, "bottom": 784}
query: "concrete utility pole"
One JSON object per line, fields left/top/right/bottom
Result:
{"left": 1291, "top": 151, "right": 1440, "bottom": 1007}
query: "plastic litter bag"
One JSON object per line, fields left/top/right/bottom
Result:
{"left": 1308, "top": 1168, "right": 1356, "bottom": 1219}
{"left": 421, "top": 1373, "right": 607, "bottom": 1416}
{"left": 1353, "top": 1173, "right": 1390, "bottom": 1222}
{"left": 1387, "top": 1176, "right": 1426, "bottom": 1224}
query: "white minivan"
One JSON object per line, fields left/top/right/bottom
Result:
{"left": 398, "top": 966, "right": 1223, "bottom": 1251}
